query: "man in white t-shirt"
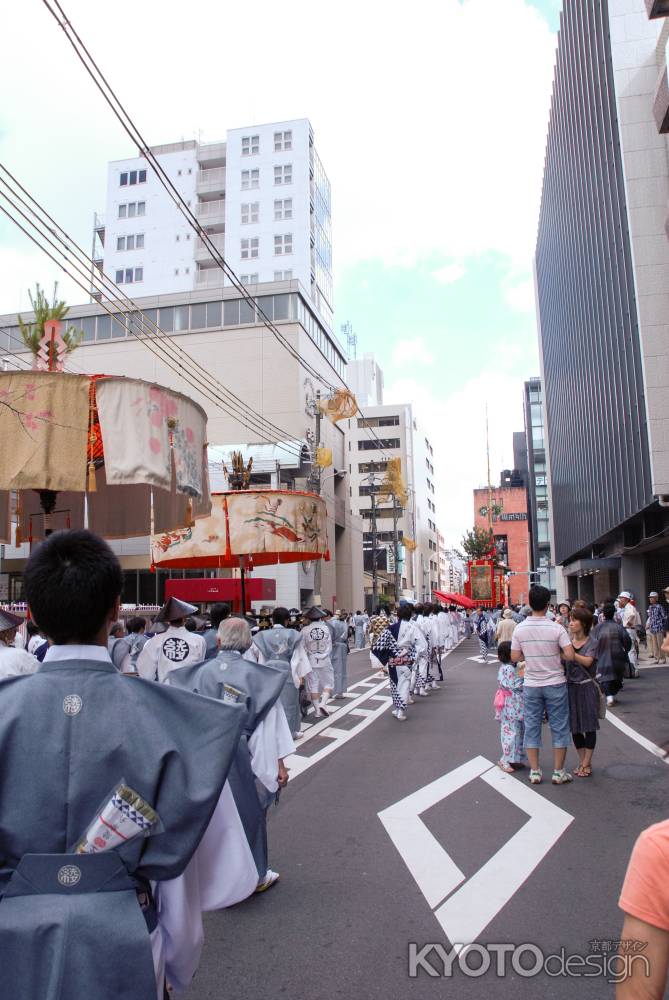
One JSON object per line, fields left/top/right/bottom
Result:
{"left": 617, "top": 592, "right": 640, "bottom": 676}
{"left": 511, "top": 584, "right": 575, "bottom": 786}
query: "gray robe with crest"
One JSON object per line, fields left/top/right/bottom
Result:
{"left": 0, "top": 657, "right": 245, "bottom": 1000}
{"left": 252, "top": 627, "right": 303, "bottom": 735}
{"left": 168, "top": 650, "right": 287, "bottom": 879}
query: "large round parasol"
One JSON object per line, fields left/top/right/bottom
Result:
{"left": 151, "top": 489, "right": 330, "bottom": 612}
{"left": 0, "top": 370, "right": 210, "bottom": 542}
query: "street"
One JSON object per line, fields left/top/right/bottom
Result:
{"left": 183, "top": 640, "right": 669, "bottom": 998}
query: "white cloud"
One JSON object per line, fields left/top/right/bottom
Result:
{"left": 392, "top": 337, "right": 435, "bottom": 368}
{"left": 432, "top": 263, "right": 466, "bottom": 286}
{"left": 504, "top": 277, "right": 537, "bottom": 315}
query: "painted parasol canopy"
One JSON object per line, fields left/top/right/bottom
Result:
{"left": 0, "top": 370, "right": 210, "bottom": 542}
{"left": 151, "top": 490, "right": 330, "bottom": 569}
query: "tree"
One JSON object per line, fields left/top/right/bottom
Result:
{"left": 460, "top": 525, "right": 496, "bottom": 560}
{"left": 18, "top": 282, "right": 83, "bottom": 365}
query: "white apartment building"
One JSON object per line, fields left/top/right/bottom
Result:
{"left": 344, "top": 400, "right": 439, "bottom": 608}
{"left": 94, "top": 118, "right": 333, "bottom": 329}
{"left": 0, "top": 281, "right": 362, "bottom": 612}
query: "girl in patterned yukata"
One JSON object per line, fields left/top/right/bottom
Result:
{"left": 495, "top": 641, "right": 526, "bottom": 773}
{"left": 473, "top": 608, "right": 491, "bottom": 662}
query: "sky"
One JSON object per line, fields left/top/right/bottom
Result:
{"left": 0, "top": 0, "right": 561, "bottom": 548}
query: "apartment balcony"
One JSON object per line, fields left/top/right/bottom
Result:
{"left": 195, "top": 233, "right": 225, "bottom": 262}
{"left": 197, "top": 141, "right": 226, "bottom": 167}
{"left": 197, "top": 167, "right": 226, "bottom": 196}
{"left": 646, "top": 0, "right": 669, "bottom": 16}
{"left": 195, "top": 198, "right": 225, "bottom": 227}
{"left": 195, "top": 267, "right": 225, "bottom": 289}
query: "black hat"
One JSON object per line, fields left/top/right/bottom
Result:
{"left": 155, "top": 597, "right": 199, "bottom": 623}
{"left": 303, "top": 606, "right": 327, "bottom": 621}
{"left": 0, "top": 609, "right": 23, "bottom": 632}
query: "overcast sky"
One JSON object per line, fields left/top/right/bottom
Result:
{"left": 0, "top": 0, "right": 561, "bottom": 547}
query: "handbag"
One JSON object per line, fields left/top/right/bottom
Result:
{"left": 593, "top": 677, "right": 607, "bottom": 719}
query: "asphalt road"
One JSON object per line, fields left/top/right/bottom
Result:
{"left": 183, "top": 640, "right": 669, "bottom": 999}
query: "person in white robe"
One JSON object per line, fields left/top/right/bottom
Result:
{"left": 0, "top": 609, "right": 38, "bottom": 679}
{"left": 137, "top": 597, "right": 206, "bottom": 681}
{"left": 301, "top": 607, "right": 335, "bottom": 717}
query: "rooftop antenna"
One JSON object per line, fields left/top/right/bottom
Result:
{"left": 486, "top": 404, "right": 493, "bottom": 533}
{"left": 341, "top": 320, "right": 357, "bottom": 359}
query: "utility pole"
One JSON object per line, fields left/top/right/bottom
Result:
{"left": 366, "top": 471, "right": 379, "bottom": 609}
{"left": 391, "top": 493, "right": 401, "bottom": 604}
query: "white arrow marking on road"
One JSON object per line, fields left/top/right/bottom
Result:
{"left": 378, "top": 756, "right": 573, "bottom": 948}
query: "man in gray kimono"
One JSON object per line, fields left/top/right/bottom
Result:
{"left": 0, "top": 529, "right": 245, "bottom": 1000}
{"left": 168, "top": 616, "right": 293, "bottom": 893}
{"left": 250, "top": 606, "right": 311, "bottom": 739}
{"left": 325, "top": 610, "right": 349, "bottom": 698}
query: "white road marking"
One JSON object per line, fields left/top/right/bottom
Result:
{"left": 350, "top": 708, "right": 374, "bottom": 717}
{"left": 605, "top": 710, "right": 669, "bottom": 763}
{"left": 378, "top": 756, "right": 574, "bottom": 949}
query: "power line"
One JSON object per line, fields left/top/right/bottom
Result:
{"left": 0, "top": 164, "right": 303, "bottom": 457}
{"left": 0, "top": 171, "right": 305, "bottom": 461}
{"left": 37, "top": 0, "right": 397, "bottom": 462}
{"left": 40, "top": 0, "right": 343, "bottom": 397}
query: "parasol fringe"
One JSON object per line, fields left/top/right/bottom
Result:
{"left": 87, "top": 461, "right": 97, "bottom": 493}
{"left": 184, "top": 497, "right": 194, "bottom": 528}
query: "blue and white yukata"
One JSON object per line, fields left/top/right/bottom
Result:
{"left": 474, "top": 612, "right": 491, "bottom": 661}
{"left": 496, "top": 662, "right": 526, "bottom": 766}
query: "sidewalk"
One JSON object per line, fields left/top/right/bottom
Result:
{"left": 608, "top": 644, "right": 669, "bottom": 754}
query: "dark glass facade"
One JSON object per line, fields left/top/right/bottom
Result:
{"left": 535, "top": 0, "right": 652, "bottom": 566}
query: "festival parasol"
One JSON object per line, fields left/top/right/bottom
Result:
{"left": 0, "top": 369, "right": 210, "bottom": 543}
{"left": 433, "top": 590, "right": 476, "bottom": 610}
{"left": 151, "top": 488, "right": 330, "bottom": 612}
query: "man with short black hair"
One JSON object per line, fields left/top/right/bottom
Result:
{"left": 0, "top": 529, "right": 246, "bottom": 998}
{"left": 250, "top": 605, "right": 311, "bottom": 738}
{"left": 511, "top": 584, "right": 575, "bottom": 786}
{"left": 203, "top": 602, "right": 231, "bottom": 660}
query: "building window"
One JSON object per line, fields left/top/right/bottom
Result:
{"left": 116, "top": 267, "right": 143, "bottom": 284}
{"left": 274, "top": 130, "right": 293, "bottom": 152}
{"left": 274, "top": 164, "right": 292, "bottom": 185}
{"left": 241, "top": 135, "right": 259, "bottom": 156}
{"left": 241, "top": 237, "right": 259, "bottom": 259}
{"left": 118, "top": 204, "right": 127, "bottom": 219}
{"left": 274, "top": 269, "right": 293, "bottom": 280}
{"left": 274, "top": 233, "right": 293, "bottom": 256}
{"left": 136, "top": 233, "right": 144, "bottom": 248}
{"left": 120, "top": 172, "right": 128, "bottom": 186}
{"left": 241, "top": 202, "right": 259, "bottom": 224}
{"left": 117, "top": 236, "right": 125, "bottom": 251}
{"left": 357, "top": 438, "right": 400, "bottom": 451}
{"left": 120, "top": 201, "right": 146, "bottom": 219}
{"left": 241, "top": 169, "right": 259, "bottom": 190}
{"left": 274, "top": 198, "right": 293, "bottom": 221}
{"left": 120, "top": 169, "right": 147, "bottom": 186}
{"left": 240, "top": 273, "right": 259, "bottom": 285}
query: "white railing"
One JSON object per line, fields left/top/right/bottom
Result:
{"left": 196, "top": 268, "right": 225, "bottom": 287}
{"left": 195, "top": 198, "right": 225, "bottom": 218}
{"left": 196, "top": 233, "right": 225, "bottom": 255}
{"left": 197, "top": 167, "right": 226, "bottom": 188}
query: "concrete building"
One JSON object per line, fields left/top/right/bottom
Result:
{"left": 346, "top": 354, "right": 384, "bottom": 408}
{"left": 523, "top": 378, "right": 556, "bottom": 597}
{"left": 535, "top": 0, "right": 669, "bottom": 607}
{"left": 437, "top": 532, "right": 464, "bottom": 594}
{"left": 94, "top": 118, "right": 333, "bottom": 329}
{"left": 344, "top": 401, "right": 438, "bottom": 608}
{"left": 0, "top": 281, "right": 363, "bottom": 612}
{"left": 474, "top": 480, "right": 531, "bottom": 606}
